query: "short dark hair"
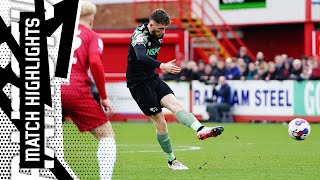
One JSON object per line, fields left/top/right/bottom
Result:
{"left": 149, "top": 9, "right": 171, "bottom": 26}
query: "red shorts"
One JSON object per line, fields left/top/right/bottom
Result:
{"left": 61, "top": 86, "right": 108, "bottom": 132}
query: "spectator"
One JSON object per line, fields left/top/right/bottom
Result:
{"left": 236, "top": 46, "right": 252, "bottom": 65}
{"left": 213, "top": 60, "right": 227, "bottom": 79}
{"left": 301, "top": 56, "right": 308, "bottom": 67}
{"left": 310, "top": 59, "right": 320, "bottom": 80}
{"left": 237, "top": 57, "right": 248, "bottom": 74}
{"left": 185, "top": 60, "right": 196, "bottom": 80}
{"left": 225, "top": 58, "right": 241, "bottom": 80}
{"left": 265, "top": 61, "right": 282, "bottom": 80}
{"left": 280, "top": 60, "right": 292, "bottom": 80}
{"left": 289, "top": 59, "right": 303, "bottom": 80}
{"left": 197, "top": 60, "right": 205, "bottom": 77}
{"left": 300, "top": 66, "right": 312, "bottom": 80}
{"left": 245, "top": 62, "right": 258, "bottom": 80}
{"left": 200, "top": 64, "right": 214, "bottom": 83}
{"left": 206, "top": 76, "right": 232, "bottom": 122}
{"left": 257, "top": 64, "right": 268, "bottom": 80}
{"left": 255, "top": 51, "right": 266, "bottom": 66}
{"left": 281, "top": 54, "right": 288, "bottom": 64}
{"left": 208, "top": 54, "right": 218, "bottom": 70}
{"left": 238, "top": 62, "right": 247, "bottom": 80}
{"left": 178, "top": 61, "right": 188, "bottom": 81}
{"left": 237, "top": 58, "right": 246, "bottom": 67}
{"left": 274, "top": 55, "right": 284, "bottom": 72}
{"left": 191, "top": 65, "right": 201, "bottom": 80}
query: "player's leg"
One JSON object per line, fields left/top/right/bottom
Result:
{"left": 149, "top": 112, "right": 173, "bottom": 161}
{"left": 160, "top": 93, "right": 224, "bottom": 140}
{"left": 160, "top": 94, "right": 203, "bottom": 131}
{"left": 64, "top": 90, "right": 117, "bottom": 180}
{"left": 90, "top": 121, "right": 116, "bottom": 180}
{"left": 149, "top": 112, "right": 188, "bottom": 170}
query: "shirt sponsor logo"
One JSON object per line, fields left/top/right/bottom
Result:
{"left": 146, "top": 47, "right": 160, "bottom": 56}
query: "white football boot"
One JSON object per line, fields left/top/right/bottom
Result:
{"left": 168, "top": 159, "right": 189, "bottom": 170}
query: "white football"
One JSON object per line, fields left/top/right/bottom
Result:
{"left": 288, "top": 118, "right": 311, "bottom": 140}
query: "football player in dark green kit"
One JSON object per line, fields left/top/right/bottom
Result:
{"left": 126, "top": 9, "right": 224, "bottom": 170}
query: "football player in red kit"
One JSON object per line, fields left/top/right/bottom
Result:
{"left": 61, "top": 1, "right": 116, "bottom": 179}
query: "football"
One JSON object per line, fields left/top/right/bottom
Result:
{"left": 288, "top": 118, "right": 311, "bottom": 140}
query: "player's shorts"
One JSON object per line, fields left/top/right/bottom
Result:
{"left": 129, "top": 77, "right": 174, "bottom": 116}
{"left": 61, "top": 86, "right": 108, "bottom": 132}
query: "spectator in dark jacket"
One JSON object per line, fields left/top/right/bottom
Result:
{"left": 200, "top": 64, "right": 214, "bottom": 83}
{"left": 206, "top": 76, "right": 232, "bottom": 122}
{"left": 213, "top": 60, "right": 227, "bottom": 79}
{"left": 265, "top": 61, "right": 282, "bottom": 80}
{"left": 289, "top": 59, "right": 303, "bottom": 80}
{"left": 178, "top": 61, "right": 188, "bottom": 81}
{"left": 236, "top": 46, "right": 252, "bottom": 65}
{"left": 280, "top": 61, "right": 292, "bottom": 80}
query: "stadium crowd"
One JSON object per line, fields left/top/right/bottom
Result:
{"left": 161, "top": 47, "right": 320, "bottom": 84}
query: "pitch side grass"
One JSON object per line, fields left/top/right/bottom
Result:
{"left": 63, "top": 122, "right": 320, "bottom": 180}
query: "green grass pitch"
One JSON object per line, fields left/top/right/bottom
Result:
{"left": 63, "top": 122, "right": 320, "bottom": 180}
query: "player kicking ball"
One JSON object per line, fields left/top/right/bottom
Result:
{"left": 126, "top": 9, "right": 224, "bottom": 170}
{"left": 61, "top": 1, "right": 116, "bottom": 179}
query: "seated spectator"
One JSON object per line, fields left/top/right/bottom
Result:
{"left": 225, "top": 58, "right": 241, "bottom": 80}
{"left": 238, "top": 62, "right": 247, "bottom": 80}
{"left": 185, "top": 60, "right": 196, "bottom": 80}
{"left": 206, "top": 76, "right": 232, "bottom": 122}
{"left": 178, "top": 61, "right": 188, "bottom": 81}
{"left": 257, "top": 64, "right": 268, "bottom": 80}
{"left": 274, "top": 55, "right": 284, "bottom": 72}
{"left": 289, "top": 59, "right": 303, "bottom": 80}
{"left": 280, "top": 60, "right": 292, "bottom": 80}
{"left": 237, "top": 58, "right": 248, "bottom": 75}
{"left": 310, "top": 59, "right": 320, "bottom": 80}
{"left": 245, "top": 62, "right": 258, "bottom": 80}
{"left": 255, "top": 51, "right": 266, "bottom": 66}
{"left": 208, "top": 54, "right": 218, "bottom": 70}
{"left": 197, "top": 60, "right": 205, "bottom": 77}
{"left": 213, "top": 60, "right": 227, "bottom": 79}
{"left": 265, "top": 61, "right": 282, "bottom": 80}
{"left": 191, "top": 65, "right": 201, "bottom": 80}
{"left": 236, "top": 46, "right": 252, "bottom": 65}
{"left": 200, "top": 64, "right": 214, "bottom": 83}
{"left": 300, "top": 66, "right": 312, "bottom": 80}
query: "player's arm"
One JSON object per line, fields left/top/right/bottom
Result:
{"left": 132, "top": 31, "right": 181, "bottom": 74}
{"left": 89, "top": 54, "right": 107, "bottom": 100}
{"left": 134, "top": 44, "right": 161, "bottom": 68}
{"left": 89, "top": 35, "right": 114, "bottom": 115}
{"left": 135, "top": 45, "right": 181, "bottom": 74}
{"left": 89, "top": 54, "right": 114, "bottom": 115}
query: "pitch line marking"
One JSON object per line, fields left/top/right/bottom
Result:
{"left": 118, "top": 144, "right": 201, "bottom": 153}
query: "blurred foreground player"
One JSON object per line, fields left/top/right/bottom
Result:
{"left": 126, "top": 9, "right": 224, "bottom": 170}
{"left": 61, "top": 1, "right": 116, "bottom": 179}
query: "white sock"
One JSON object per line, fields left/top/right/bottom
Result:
{"left": 97, "top": 137, "right": 116, "bottom": 180}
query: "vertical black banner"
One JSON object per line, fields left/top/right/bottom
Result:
{"left": 20, "top": 12, "right": 45, "bottom": 168}
{"left": 0, "top": 0, "right": 79, "bottom": 178}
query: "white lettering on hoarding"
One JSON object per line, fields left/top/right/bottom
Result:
{"left": 316, "top": 83, "right": 320, "bottom": 115}
{"left": 305, "top": 82, "right": 315, "bottom": 115}
{"left": 305, "top": 82, "right": 320, "bottom": 115}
